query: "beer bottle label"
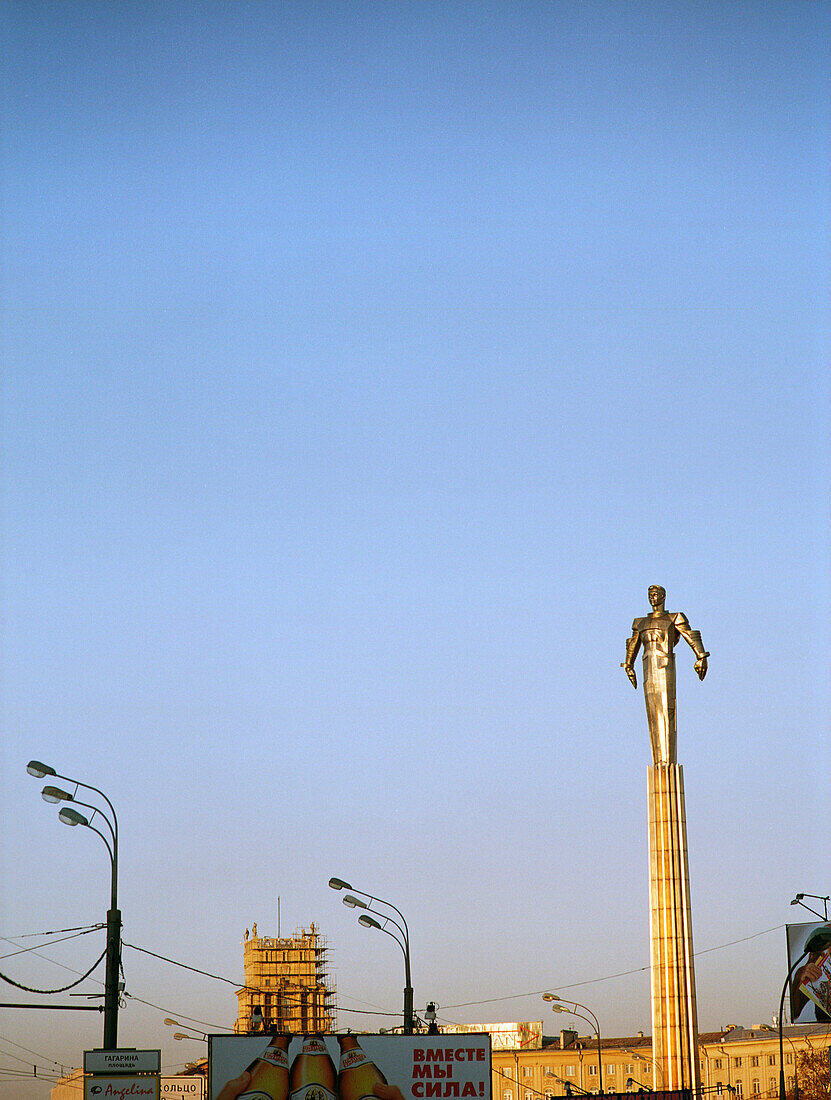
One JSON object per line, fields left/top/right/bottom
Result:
{"left": 261, "top": 1047, "right": 290, "bottom": 1069}
{"left": 290, "top": 1086, "right": 337, "bottom": 1100}
{"left": 302, "top": 1039, "right": 329, "bottom": 1055}
{"left": 340, "top": 1049, "right": 369, "bottom": 1071}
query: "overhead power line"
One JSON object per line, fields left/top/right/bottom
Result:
{"left": 442, "top": 924, "right": 784, "bottom": 1009}
{"left": 121, "top": 941, "right": 400, "bottom": 1017}
{"left": 0, "top": 946, "right": 107, "bottom": 994}
{"left": 0, "top": 927, "right": 103, "bottom": 960}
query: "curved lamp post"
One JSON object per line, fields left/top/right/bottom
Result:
{"left": 544, "top": 994, "right": 603, "bottom": 1094}
{"left": 778, "top": 924, "right": 831, "bottom": 1100}
{"left": 329, "top": 877, "right": 413, "bottom": 1033}
{"left": 27, "top": 760, "right": 121, "bottom": 1050}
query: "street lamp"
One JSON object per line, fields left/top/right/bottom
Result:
{"left": 622, "top": 1051, "right": 664, "bottom": 1087}
{"left": 543, "top": 995, "right": 603, "bottom": 1094}
{"left": 778, "top": 925, "right": 831, "bottom": 1100}
{"left": 789, "top": 894, "right": 830, "bottom": 922}
{"left": 329, "top": 877, "right": 414, "bottom": 1034}
{"left": 165, "top": 1017, "right": 209, "bottom": 1042}
{"left": 27, "top": 760, "right": 121, "bottom": 1050}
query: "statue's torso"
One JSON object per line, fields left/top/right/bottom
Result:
{"left": 633, "top": 612, "right": 680, "bottom": 666}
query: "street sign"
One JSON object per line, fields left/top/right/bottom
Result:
{"left": 84, "top": 1074, "right": 160, "bottom": 1098}
{"left": 85, "top": 1049, "right": 161, "bottom": 1073}
{"left": 161, "top": 1077, "right": 205, "bottom": 1097}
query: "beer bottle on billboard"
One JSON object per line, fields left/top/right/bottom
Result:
{"left": 238, "top": 1034, "right": 291, "bottom": 1100}
{"left": 289, "top": 1036, "right": 338, "bottom": 1100}
{"left": 337, "top": 1035, "right": 387, "bottom": 1100}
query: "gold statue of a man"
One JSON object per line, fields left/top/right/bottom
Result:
{"left": 624, "top": 585, "right": 709, "bottom": 765}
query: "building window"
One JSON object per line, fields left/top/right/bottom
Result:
{"left": 752, "top": 1081, "right": 760, "bottom": 1094}
{"left": 768, "top": 1057, "right": 775, "bottom": 1067}
{"left": 588, "top": 1066, "right": 597, "bottom": 1077}
{"left": 525, "top": 1091, "right": 533, "bottom": 1100}
{"left": 785, "top": 1055, "right": 793, "bottom": 1065}
{"left": 523, "top": 1068, "right": 532, "bottom": 1078}
{"left": 644, "top": 1065, "right": 651, "bottom": 1075}
{"left": 544, "top": 1068, "right": 554, "bottom": 1077}
{"left": 769, "top": 1080, "right": 776, "bottom": 1092}
{"left": 625, "top": 1066, "right": 634, "bottom": 1075}
{"left": 503, "top": 1091, "right": 512, "bottom": 1100}
{"left": 751, "top": 1058, "right": 759, "bottom": 1068}
{"left": 607, "top": 1066, "right": 615, "bottom": 1076}
{"left": 736, "top": 1083, "right": 743, "bottom": 1097}
{"left": 566, "top": 1067, "right": 575, "bottom": 1077}
{"left": 734, "top": 1058, "right": 742, "bottom": 1068}
{"left": 504, "top": 1069, "right": 512, "bottom": 1080}
{"left": 545, "top": 1092, "right": 554, "bottom": 1100}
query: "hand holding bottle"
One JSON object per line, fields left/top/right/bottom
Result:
{"left": 373, "top": 1084, "right": 406, "bottom": 1100}
{"left": 217, "top": 1071, "right": 253, "bottom": 1100}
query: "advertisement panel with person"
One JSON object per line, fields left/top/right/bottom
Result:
{"left": 786, "top": 922, "right": 831, "bottom": 1023}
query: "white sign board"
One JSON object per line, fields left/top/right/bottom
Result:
{"left": 161, "top": 1077, "right": 205, "bottom": 1098}
{"left": 440, "top": 1022, "right": 543, "bottom": 1050}
{"left": 84, "top": 1074, "right": 160, "bottom": 1099}
{"left": 85, "top": 1050, "right": 162, "bottom": 1074}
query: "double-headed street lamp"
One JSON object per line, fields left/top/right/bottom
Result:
{"left": 543, "top": 994, "right": 603, "bottom": 1094}
{"left": 329, "top": 877, "right": 414, "bottom": 1034}
{"left": 27, "top": 760, "right": 121, "bottom": 1050}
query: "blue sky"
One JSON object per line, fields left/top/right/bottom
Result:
{"left": 1, "top": 2, "right": 829, "bottom": 1096}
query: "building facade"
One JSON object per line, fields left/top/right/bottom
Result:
{"left": 489, "top": 1024, "right": 831, "bottom": 1100}
{"left": 234, "top": 921, "right": 336, "bottom": 1034}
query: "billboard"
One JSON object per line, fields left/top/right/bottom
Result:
{"left": 438, "top": 1023, "right": 542, "bottom": 1050}
{"left": 208, "top": 1034, "right": 491, "bottom": 1100}
{"left": 786, "top": 922, "right": 831, "bottom": 1023}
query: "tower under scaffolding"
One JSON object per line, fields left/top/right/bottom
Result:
{"left": 234, "top": 921, "right": 336, "bottom": 1034}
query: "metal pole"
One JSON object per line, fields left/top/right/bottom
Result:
{"left": 779, "top": 950, "right": 809, "bottom": 1100}
{"left": 103, "top": 905, "right": 121, "bottom": 1048}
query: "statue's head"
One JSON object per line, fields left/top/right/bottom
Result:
{"left": 648, "top": 585, "right": 666, "bottom": 608}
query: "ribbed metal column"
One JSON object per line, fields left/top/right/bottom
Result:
{"left": 648, "top": 763, "right": 701, "bottom": 1093}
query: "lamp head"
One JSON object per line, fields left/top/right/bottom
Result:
{"left": 343, "top": 894, "right": 368, "bottom": 909}
{"left": 329, "top": 877, "right": 351, "bottom": 891}
{"left": 164, "top": 1019, "right": 179, "bottom": 1027}
{"left": 27, "top": 760, "right": 56, "bottom": 779}
{"left": 42, "top": 785, "right": 72, "bottom": 804}
{"left": 542, "top": 993, "right": 561, "bottom": 1002}
{"left": 58, "top": 807, "right": 89, "bottom": 827}
{"left": 358, "top": 914, "right": 382, "bottom": 930}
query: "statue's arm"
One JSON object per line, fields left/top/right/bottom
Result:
{"left": 674, "top": 612, "right": 709, "bottom": 680}
{"left": 622, "top": 623, "right": 640, "bottom": 688}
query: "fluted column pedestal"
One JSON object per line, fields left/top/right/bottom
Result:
{"left": 648, "top": 763, "right": 701, "bottom": 1093}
